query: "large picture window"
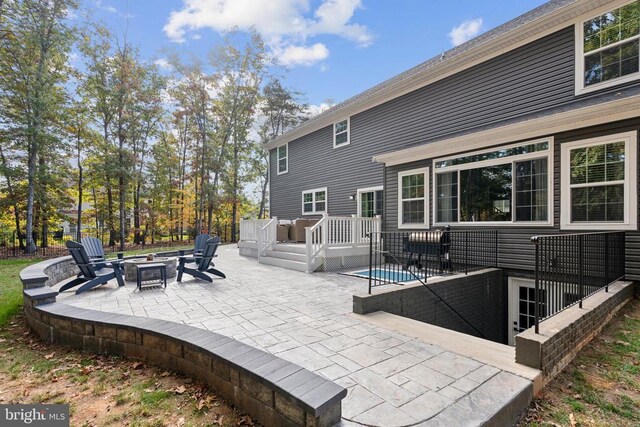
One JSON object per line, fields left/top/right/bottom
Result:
{"left": 433, "top": 139, "right": 552, "bottom": 226}
{"left": 561, "top": 131, "right": 637, "bottom": 230}
{"left": 302, "top": 188, "right": 327, "bottom": 215}
{"left": 398, "top": 167, "right": 429, "bottom": 229}
{"left": 577, "top": 1, "right": 640, "bottom": 93}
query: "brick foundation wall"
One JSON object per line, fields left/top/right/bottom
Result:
{"left": 515, "top": 281, "right": 634, "bottom": 382}
{"left": 353, "top": 269, "right": 505, "bottom": 343}
{"left": 20, "top": 256, "right": 346, "bottom": 427}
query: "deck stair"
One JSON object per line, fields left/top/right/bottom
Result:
{"left": 259, "top": 244, "right": 308, "bottom": 272}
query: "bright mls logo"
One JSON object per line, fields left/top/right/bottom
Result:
{"left": 1, "top": 404, "right": 69, "bottom": 426}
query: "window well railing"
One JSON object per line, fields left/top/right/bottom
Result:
{"left": 530, "top": 231, "right": 625, "bottom": 333}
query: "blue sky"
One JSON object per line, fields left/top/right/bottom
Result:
{"left": 80, "top": 0, "right": 548, "bottom": 107}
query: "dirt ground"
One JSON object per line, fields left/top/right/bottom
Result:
{"left": 519, "top": 297, "right": 640, "bottom": 427}
{"left": 0, "top": 314, "right": 259, "bottom": 427}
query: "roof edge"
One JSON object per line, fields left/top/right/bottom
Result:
{"left": 266, "top": 0, "right": 599, "bottom": 151}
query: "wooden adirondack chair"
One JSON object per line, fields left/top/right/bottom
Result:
{"left": 177, "top": 237, "right": 226, "bottom": 282}
{"left": 60, "top": 240, "right": 125, "bottom": 294}
{"left": 193, "top": 233, "right": 211, "bottom": 258}
{"left": 82, "top": 236, "right": 106, "bottom": 263}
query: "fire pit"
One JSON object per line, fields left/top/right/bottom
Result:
{"left": 123, "top": 257, "right": 177, "bottom": 282}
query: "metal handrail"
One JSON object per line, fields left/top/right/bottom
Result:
{"left": 531, "top": 231, "right": 625, "bottom": 333}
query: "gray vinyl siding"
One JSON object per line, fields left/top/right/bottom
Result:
{"left": 269, "top": 127, "right": 384, "bottom": 219}
{"left": 271, "top": 26, "right": 576, "bottom": 219}
{"left": 269, "top": 22, "right": 640, "bottom": 279}
{"left": 384, "top": 118, "right": 640, "bottom": 280}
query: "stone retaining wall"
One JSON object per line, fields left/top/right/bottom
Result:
{"left": 20, "top": 255, "right": 346, "bottom": 427}
{"left": 515, "top": 281, "right": 634, "bottom": 381}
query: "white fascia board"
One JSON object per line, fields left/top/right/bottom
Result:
{"left": 265, "top": 0, "right": 601, "bottom": 152}
{"left": 372, "top": 95, "right": 640, "bottom": 166}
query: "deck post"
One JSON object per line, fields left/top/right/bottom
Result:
{"left": 533, "top": 237, "right": 540, "bottom": 334}
{"left": 579, "top": 234, "right": 584, "bottom": 309}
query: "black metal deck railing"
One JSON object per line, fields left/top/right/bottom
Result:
{"left": 367, "top": 227, "right": 498, "bottom": 293}
{"left": 530, "top": 231, "right": 625, "bottom": 333}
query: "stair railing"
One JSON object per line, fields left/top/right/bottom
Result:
{"left": 306, "top": 215, "right": 328, "bottom": 273}
{"left": 257, "top": 217, "right": 277, "bottom": 261}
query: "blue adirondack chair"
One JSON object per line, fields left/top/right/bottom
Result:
{"left": 81, "top": 236, "right": 106, "bottom": 263}
{"left": 193, "top": 233, "right": 211, "bottom": 258}
{"left": 60, "top": 240, "right": 125, "bottom": 294}
{"left": 177, "top": 237, "right": 225, "bottom": 282}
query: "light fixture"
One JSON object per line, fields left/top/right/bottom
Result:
{"left": 348, "top": 194, "right": 356, "bottom": 200}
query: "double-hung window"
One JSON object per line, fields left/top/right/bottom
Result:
{"left": 333, "top": 119, "right": 350, "bottom": 148}
{"left": 277, "top": 144, "right": 288, "bottom": 175}
{"left": 433, "top": 139, "right": 553, "bottom": 225}
{"left": 576, "top": 0, "right": 640, "bottom": 94}
{"left": 398, "top": 168, "right": 429, "bottom": 228}
{"left": 302, "top": 188, "right": 327, "bottom": 215}
{"left": 561, "top": 131, "right": 637, "bottom": 230}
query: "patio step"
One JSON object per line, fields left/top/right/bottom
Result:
{"left": 259, "top": 255, "right": 308, "bottom": 272}
{"left": 273, "top": 243, "right": 307, "bottom": 254}
{"left": 265, "top": 249, "right": 307, "bottom": 263}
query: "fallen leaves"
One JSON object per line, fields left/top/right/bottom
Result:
{"left": 174, "top": 385, "right": 186, "bottom": 395}
{"left": 237, "top": 415, "right": 255, "bottom": 425}
{"left": 212, "top": 414, "right": 224, "bottom": 426}
{"left": 44, "top": 352, "right": 55, "bottom": 360}
{"left": 569, "top": 413, "right": 577, "bottom": 427}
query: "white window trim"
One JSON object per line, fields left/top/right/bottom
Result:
{"left": 357, "top": 186, "right": 383, "bottom": 217}
{"left": 277, "top": 143, "right": 288, "bottom": 175}
{"left": 333, "top": 118, "right": 350, "bottom": 148}
{"left": 432, "top": 137, "right": 554, "bottom": 227}
{"left": 574, "top": 0, "right": 640, "bottom": 95}
{"left": 560, "top": 131, "right": 638, "bottom": 230}
{"left": 301, "top": 187, "right": 328, "bottom": 216}
{"left": 398, "top": 167, "right": 430, "bottom": 229}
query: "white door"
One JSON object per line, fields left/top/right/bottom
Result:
{"left": 507, "top": 278, "right": 547, "bottom": 346}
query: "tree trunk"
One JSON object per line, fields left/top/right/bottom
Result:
{"left": 105, "top": 185, "right": 114, "bottom": 245}
{"left": 0, "top": 145, "right": 23, "bottom": 248}
{"left": 259, "top": 167, "right": 269, "bottom": 219}
{"left": 25, "top": 146, "right": 37, "bottom": 254}
{"left": 119, "top": 174, "right": 126, "bottom": 251}
{"left": 133, "top": 183, "right": 141, "bottom": 244}
{"left": 76, "top": 137, "right": 83, "bottom": 241}
{"left": 92, "top": 187, "right": 99, "bottom": 236}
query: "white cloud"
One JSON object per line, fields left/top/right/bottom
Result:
{"left": 163, "top": 0, "right": 373, "bottom": 67}
{"left": 154, "top": 58, "right": 171, "bottom": 69}
{"left": 191, "top": 34, "right": 202, "bottom": 40}
{"left": 275, "top": 43, "right": 329, "bottom": 67}
{"left": 95, "top": 0, "right": 117, "bottom": 13}
{"left": 448, "top": 18, "right": 483, "bottom": 47}
{"left": 305, "top": 102, "right": 334, "bottom": 118}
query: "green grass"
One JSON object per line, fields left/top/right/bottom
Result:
{"left": 520, "top": 298, "right": 640, "bottom": 426}
{"left": 0, "top": 258, "right": 43, "bottom": 326}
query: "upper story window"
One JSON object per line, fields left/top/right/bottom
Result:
{"left": 302, "top": 187, "right": 327, "bottom": 215}
{"left": 560, "top": 131, "right": 637, "bottom": 230}
{"left": 398, "top": 167, "right": 429, "bottom": 229}
{"left": 333, "top": 118, "right": 350, "bottom": 148}
{"left": 433, "top": 139, "right": 553, "bottom": 226}
{"left": 577, "top": 1, "right": 640, "bottom": 94}
{"left": 277, "top": 144, "right": 288, "bottom": 175}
